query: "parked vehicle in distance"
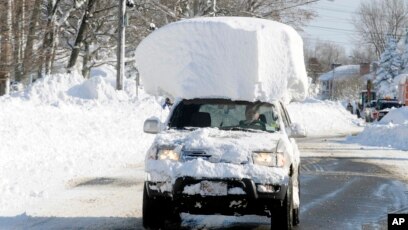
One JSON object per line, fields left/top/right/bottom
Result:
{"left": 143, "top": 98, "right": 306, "bottom": 230}
{"left": 357, "top": 90, "right": 376, "bottom": 121}
{"left": 364, "top": 100, "right": 377, "bottom": 122}
{"left": 372, "top": 99, "right": 402, "bottom": 121}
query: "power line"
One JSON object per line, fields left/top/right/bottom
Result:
{"left": 306, "top": 25, "right": 406, "bottom": 37}
{"left": 307, "top": 25, "right": 356, "bottom": 33}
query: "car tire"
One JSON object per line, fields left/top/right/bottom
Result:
{"left": 143, "top": 184, "right": 181, "bottom": 229}
{"left": 271, "top": 178, "right": 294, "bottom": 230}
{"left": 143, "top": 184, "right": 166, "bottom": 229}
{"left": 293, "top": 167, "right": 300, "bottom": 226}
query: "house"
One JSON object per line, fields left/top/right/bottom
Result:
{"left": 319, "top": 63, "right": 371, "bottom": 100}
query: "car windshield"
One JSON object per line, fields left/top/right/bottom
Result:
{"left": 168, "top": 99, "right": 280, "bottom": 132}
{"left": 378, "top": 101, "right": 400, "bottom": 110}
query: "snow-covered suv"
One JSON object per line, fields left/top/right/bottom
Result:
{"left": 142, "top": 98, "right": 305, "bottom": 229}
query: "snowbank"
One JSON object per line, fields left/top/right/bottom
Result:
{"left": 380, "top": 107, "right": 408, "bottom": 125}
{"left": 347, "top": 107, "right": 408, "bottom": 150}
{"left": 346, "top": 123, "right": 408, "bottom": 151}
{"left": 136, "top": 17, "right": 308, "bottom": 103}
{"left": 0, "top": 66, "right": 168, "bottom": 215}
{"left": 12, "top": 65, "right": 138, "bottom": 105}
{"left": 287, "top": 98, "right": 364, "bottom": 137}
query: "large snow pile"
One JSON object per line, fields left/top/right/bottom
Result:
{"left": 380, "top": 106, "right": 408, "bottom": 124}
{"left": 19, "top": 65, "right": 137, "bottom": 105}
{"left": 347, "top": 107, "right": 408, "bottom": 150}
{"left": 287, "top": 98, "right": 364, "bottom": 137}
{"left": 136, "top": 17, "right": 308, "bottom": 103}
{"left": 0, "top": 66, "right": 167, "bottom": 215}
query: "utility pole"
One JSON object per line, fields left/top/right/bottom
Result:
{"left": 117, "top": 0, "right": 126, "bottom": 90}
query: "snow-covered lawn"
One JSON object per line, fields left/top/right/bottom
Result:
{"left": 0, "top": 71, "right": 165, "bottom": 216}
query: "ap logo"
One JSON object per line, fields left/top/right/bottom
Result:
{"left": 388, "top": 214, "right": 408, "bottom": 229}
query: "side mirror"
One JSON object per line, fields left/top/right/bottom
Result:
{"left": 143, "top": 117, "right": 161, "bottom": 134}
{"left": 289, "top": 122, "right": 307, "bottom": 138}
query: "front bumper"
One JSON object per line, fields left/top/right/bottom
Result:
{"left": 145, "top": 176, "right": 289, "bottom": 216}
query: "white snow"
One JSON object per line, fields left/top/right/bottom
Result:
{"left": 0, "top": 66, "right": 166, "bottom": 216}
{"left": 380, "top": 107, "right": 408, "bottom": 125}
{"left": 145, "top": 127, "right": 293, "bottom": 185}
{"left": 135, "top": 17, "right": 308, "bottom": 103}
{"left": 347, "top": 107, "right": 408, "bottom": 150}
{"left": 287, "top": 98, "right": 364, "bottom": 137}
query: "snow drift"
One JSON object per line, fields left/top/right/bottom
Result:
{"left": 135, "top": 17, "right": 308, "bottom": 103}
{"left": 347, "top": 107, "right": 408, "bottom": 150}
{"left": 287, "top": 99, "right": 364, "bottom": 137}
{"left": 0, "top": 66, "right": 168, "bottom": 216}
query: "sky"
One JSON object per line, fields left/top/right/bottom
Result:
{"left": 302, "top": 0, "right": 363, "bottom": 54}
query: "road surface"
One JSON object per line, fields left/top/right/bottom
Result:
{"left": 2, "top": 137, "right": 407, "bottom": 229}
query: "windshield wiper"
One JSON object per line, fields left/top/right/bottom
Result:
{"left": 169, "top": 126, "right": 198, "bottom": 131}
{"left": 219, "top": 126, "right": 259, "bottom": 132}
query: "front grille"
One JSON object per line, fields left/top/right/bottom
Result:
{"left": 181, "top": 150, "right": 212, "bottom": 161}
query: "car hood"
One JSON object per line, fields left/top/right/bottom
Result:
{"left": 152, "top": 128, "right": 284, "bottom": 164}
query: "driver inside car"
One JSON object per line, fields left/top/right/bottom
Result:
{"left": 239, "top": 104, "right": 280, "bottom": 131}
{"left": 239, "top": 104, "right": 266, "bottom": 130}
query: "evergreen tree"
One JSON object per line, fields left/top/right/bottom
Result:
{"left": 375, "top": 36, "right": 401, "bottom": 84}
{"left": 401, "top": 30, "right": 408, "bottom": 73}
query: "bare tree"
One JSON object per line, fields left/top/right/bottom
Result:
{"left": 353, "top": 0, "right": 408, "bottom": 57}
{"left": 0, "top": 0, "right": 13, "bottom": 95}
{"left": 313, "top": 40, "right": 348, "bottom": 71}
{"left": 67, "top": 0, "right": 97, "bottom": 72}
{"left": 22, "top": 0, "right": 42, "bottom": 83}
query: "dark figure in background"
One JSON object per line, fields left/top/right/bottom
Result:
{"left": 162, "top": 97, "right": 173, "bottom": 109}
{"left": 346, "top": 102, "right": 353, "bottom": 114}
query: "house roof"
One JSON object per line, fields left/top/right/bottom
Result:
{"left": 319, "top": 65, "right": 360, "bottom": 81}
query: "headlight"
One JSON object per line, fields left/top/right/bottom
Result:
{"left": 157, "top": 148, "right": 179, "bottom": 161}
{"left": 252, "top": 151, "right": 285, "bottom": 167}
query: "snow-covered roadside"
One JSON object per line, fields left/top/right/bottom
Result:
{"left": 0, "top": 69, "right": 166, "bottom": 216}
{"left": 346, "top": 107, "right": 408, "bottom": 151}
{"left": 288, "top": 98, "right": 364, "bottom": 137}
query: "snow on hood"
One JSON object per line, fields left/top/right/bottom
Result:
{"left": 154, "top": 128, "right": 281, "bottom": 163}
{"left": 136, "top": 17, "right": 308, "bottom": 103}
{"left": 146, "top": 128, "right": 289, "bottom": 184}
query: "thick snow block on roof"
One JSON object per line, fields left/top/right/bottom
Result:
{"left": 136, "top": 17, "right": 308, "bottom": 103}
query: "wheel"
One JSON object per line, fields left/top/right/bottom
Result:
{"left": 143, "top": 184, "right": 180, "bottom": 229}
{"left": 293, "top": 167, "right": 300, "bottom": 226}
{"left": 143, "top": 184, "right": 165, "bottom": 229}
{"left": 271, "top": 178, "right": 294, "bottom": 230}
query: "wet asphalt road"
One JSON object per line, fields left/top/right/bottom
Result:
{"left": 180, "top": 138, "right": 408, "bottom": 230}
{"left": 298, "top": 157, "right": 408, "bottom": 230}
